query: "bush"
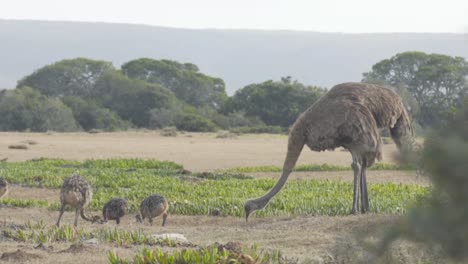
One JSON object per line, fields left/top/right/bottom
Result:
{"left": 62, "top": 96, "right": 131, "bottom": 131}
{"left": 0, "top": 87, "right": 80, "bottom": 132}
{"left": 379, "top": 98, "right": 468, "bottom": 261}
{"left": 93, "top": 72, "right": 180, "bottom": 128}
{"left": 230, "top": 125, "right": 286, "bottom": 134}
{"left": 174, "top": 112, "right": 218, "bottom": 132}
{"left": 160, "top": 127, "right": 178, "bottom": 137}
{"left": 228, "top": 78, "right": 325, "bottom": 127}
{"left": 148, "top": 107, "right": 179, "bottom": 129}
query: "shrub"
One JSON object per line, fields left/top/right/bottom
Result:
{"left": 378, "top": 98, "right": 468, "bottom": 261}
{"left": 160, "top": 127, "right": 178, "bottom": 137}
{"left": 175, "top": 112, "right": 218, "bottom": 132}
{"left": 0, "top": 87, "right": 80, "bottom": 132}
{"left": 230, "top": 125, "right": 286, "bottom": 134}
{"left": 62, "top": 96, "right": 131, "bottom": 131}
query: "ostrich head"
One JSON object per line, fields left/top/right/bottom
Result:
{"left": 244, "top": 197, "right": 269, "bottom": 222}
{"left": 91, "top": 215, "right": 103, "bottom": 224}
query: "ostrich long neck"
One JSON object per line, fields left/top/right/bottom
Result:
{"left": 254, "top": 132, "right": 304, "bottom": 205}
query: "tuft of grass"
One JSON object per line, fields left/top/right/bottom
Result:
{"left": 3, "top": 220, "right": 190, "bottom": 247}
{"left": 108, "top": 243, "right": 294, "bottom": 264}
{"left": 194, "top": 172, "right": 253, "bottom": 180}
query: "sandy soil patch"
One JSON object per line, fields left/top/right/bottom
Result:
{"left": 0, "top": 131, "right": 402, "bottom": 172}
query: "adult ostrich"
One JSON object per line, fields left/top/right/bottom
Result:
{"left": 244, "top": 82, "right": 413, "bottom": 220}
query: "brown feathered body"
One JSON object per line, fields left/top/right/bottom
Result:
{"left": 293, "top": 82, "right": 412, "bottom": 166}
{"left": 136, "top": 194, "right": 168, "bottom": 226}
{"left": 102, "top": 198, "right": 128, "bottom": 224}
{"left": 56, "top": 174, "right": 94, "bottom": 227}
{"left": 244, "top": 82, "right": 413, "bottom": 219}
{"left": 0, "top": 177, "right": 8, "bottom": 198}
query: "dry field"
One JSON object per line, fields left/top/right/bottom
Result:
{"left": 0, "top": 131, "right": 405, "bottom": 172}
{"left": 0, "top": 132, "right": 427, "bottom": 263}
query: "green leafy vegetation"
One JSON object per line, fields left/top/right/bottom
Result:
{"left": 220, "top": 162, "right": 416, "bottom": 174}
{"left": 0, "top": 87, "right": 80, "bottom": 132}
{"left": 363, "top": 51, "right": 468, "bottom": 128}
{"left": 4, "top": 220, "right": 187, "bottom": 247}
{"left": 224, "top": 77, "right": 325, "bottom": 127}
{"left": 229, "top": 125, "right": 287, "bottom": 134}
{"left": 17, "top": 58, "right": 115, "bottom": 98}
{"left": 108, "top": 243, "right": 290, "bottom": 264}
{"left": 379, "top": 98, "right": 468, "bottom": 261}
{"left": 0, "top": 158, "right": 426, "bottom": 217}
{"left": 1, "top": 51, "right": 467, "bottom": 133}
{"left": 121, "top": 58, "right": 228, "bottom": 110}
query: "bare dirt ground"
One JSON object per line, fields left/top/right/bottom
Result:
{"left": 0, "top": 207, "right": 400, "bottom": 263}
{"left": 0, "top": 132, "right": 426, "bottom": 263}
{"left": 0, "top": 131, "right": 402, "bottom": 172}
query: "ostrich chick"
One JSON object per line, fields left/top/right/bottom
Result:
{"left": 136, "top": 194, "right": 168, "bottom": 226}
{"left": 102, "top": 198, "right": 128, "bottom": 224}
{"left": 56, "top": 174, "right": 95, "bottom": 227}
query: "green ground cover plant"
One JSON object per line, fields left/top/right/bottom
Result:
{"left": 0, "top": 158, "right": 426, "bottom": 217}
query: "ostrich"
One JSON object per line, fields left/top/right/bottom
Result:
{"left": 0, "top": 177, "right": 8, "bottom": 199}
{"left": 136, "top": 194, "right": 169, "bottom": 226}
{"left": 244, "top": 82, "right": 413, "bottom": 220}
{"left": 56, "top": 174, "right": 97, "bottom": 227}
{"left": 102, "top": 198, "right": 128, "bottom": 224}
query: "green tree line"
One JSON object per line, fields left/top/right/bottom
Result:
{"left": 0, "top": 52, "right": 466, "bottom": 132}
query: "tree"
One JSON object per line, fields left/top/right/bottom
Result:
{"left": 363, "top": 51, "right": 468, "bottom": 127}
{"left": 0, "top": 87, "right": 79, "bottom": 132}
{"left": 227, "top": 78, "right": 325, "bottom": 127}
{"left": 62, "top": 96, "right": 131, "bottom": 131}
{"left": 17, "top": 58, "right": 115, "bottom": 98}
{"left": 121, "top": 58, "right": 228, "bottom": 109}
{"left": 92, "top": 72, "right": 180, "bottom": 127}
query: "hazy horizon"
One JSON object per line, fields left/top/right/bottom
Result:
{"left": 1, "top": 19, "right": 467, "bottom": 93}
{"left": 2, "top": 0, "right": 467, "bottom": 33}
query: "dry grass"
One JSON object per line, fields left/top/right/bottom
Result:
{"left": 160, "top": 127, "right": 178, "bottom": 137}
{"left": 0, "top": 132, "right": 402, "bottom": 171}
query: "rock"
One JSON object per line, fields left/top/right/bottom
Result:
{"left": 83, "top": 238, "right": 99, "bottom": 246}
{"left": 151, "top": 233, "right": 189, "bottom": 243}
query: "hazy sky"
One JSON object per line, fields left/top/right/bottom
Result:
{"left": 1, "top": 0, "right": 467, "bottom": 33}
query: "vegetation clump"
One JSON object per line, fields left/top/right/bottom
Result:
{"left": 160, "top": 126, "right": 178, "bottom": 137}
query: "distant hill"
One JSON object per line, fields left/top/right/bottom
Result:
{"left": 1, "top": 19, "right": 467, "bottom": 94}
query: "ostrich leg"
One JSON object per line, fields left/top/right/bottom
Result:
{"left": 56, "top": 204, "right": 66, "bottom": 227}
{"left": 360, "top": 158, "right": 370, "bottom": 213}
{"left": 350, "top": 156, "right": 362, "bottom": 214}
{"left": 74, "top": 208, "right": 80, "bottom": 227}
